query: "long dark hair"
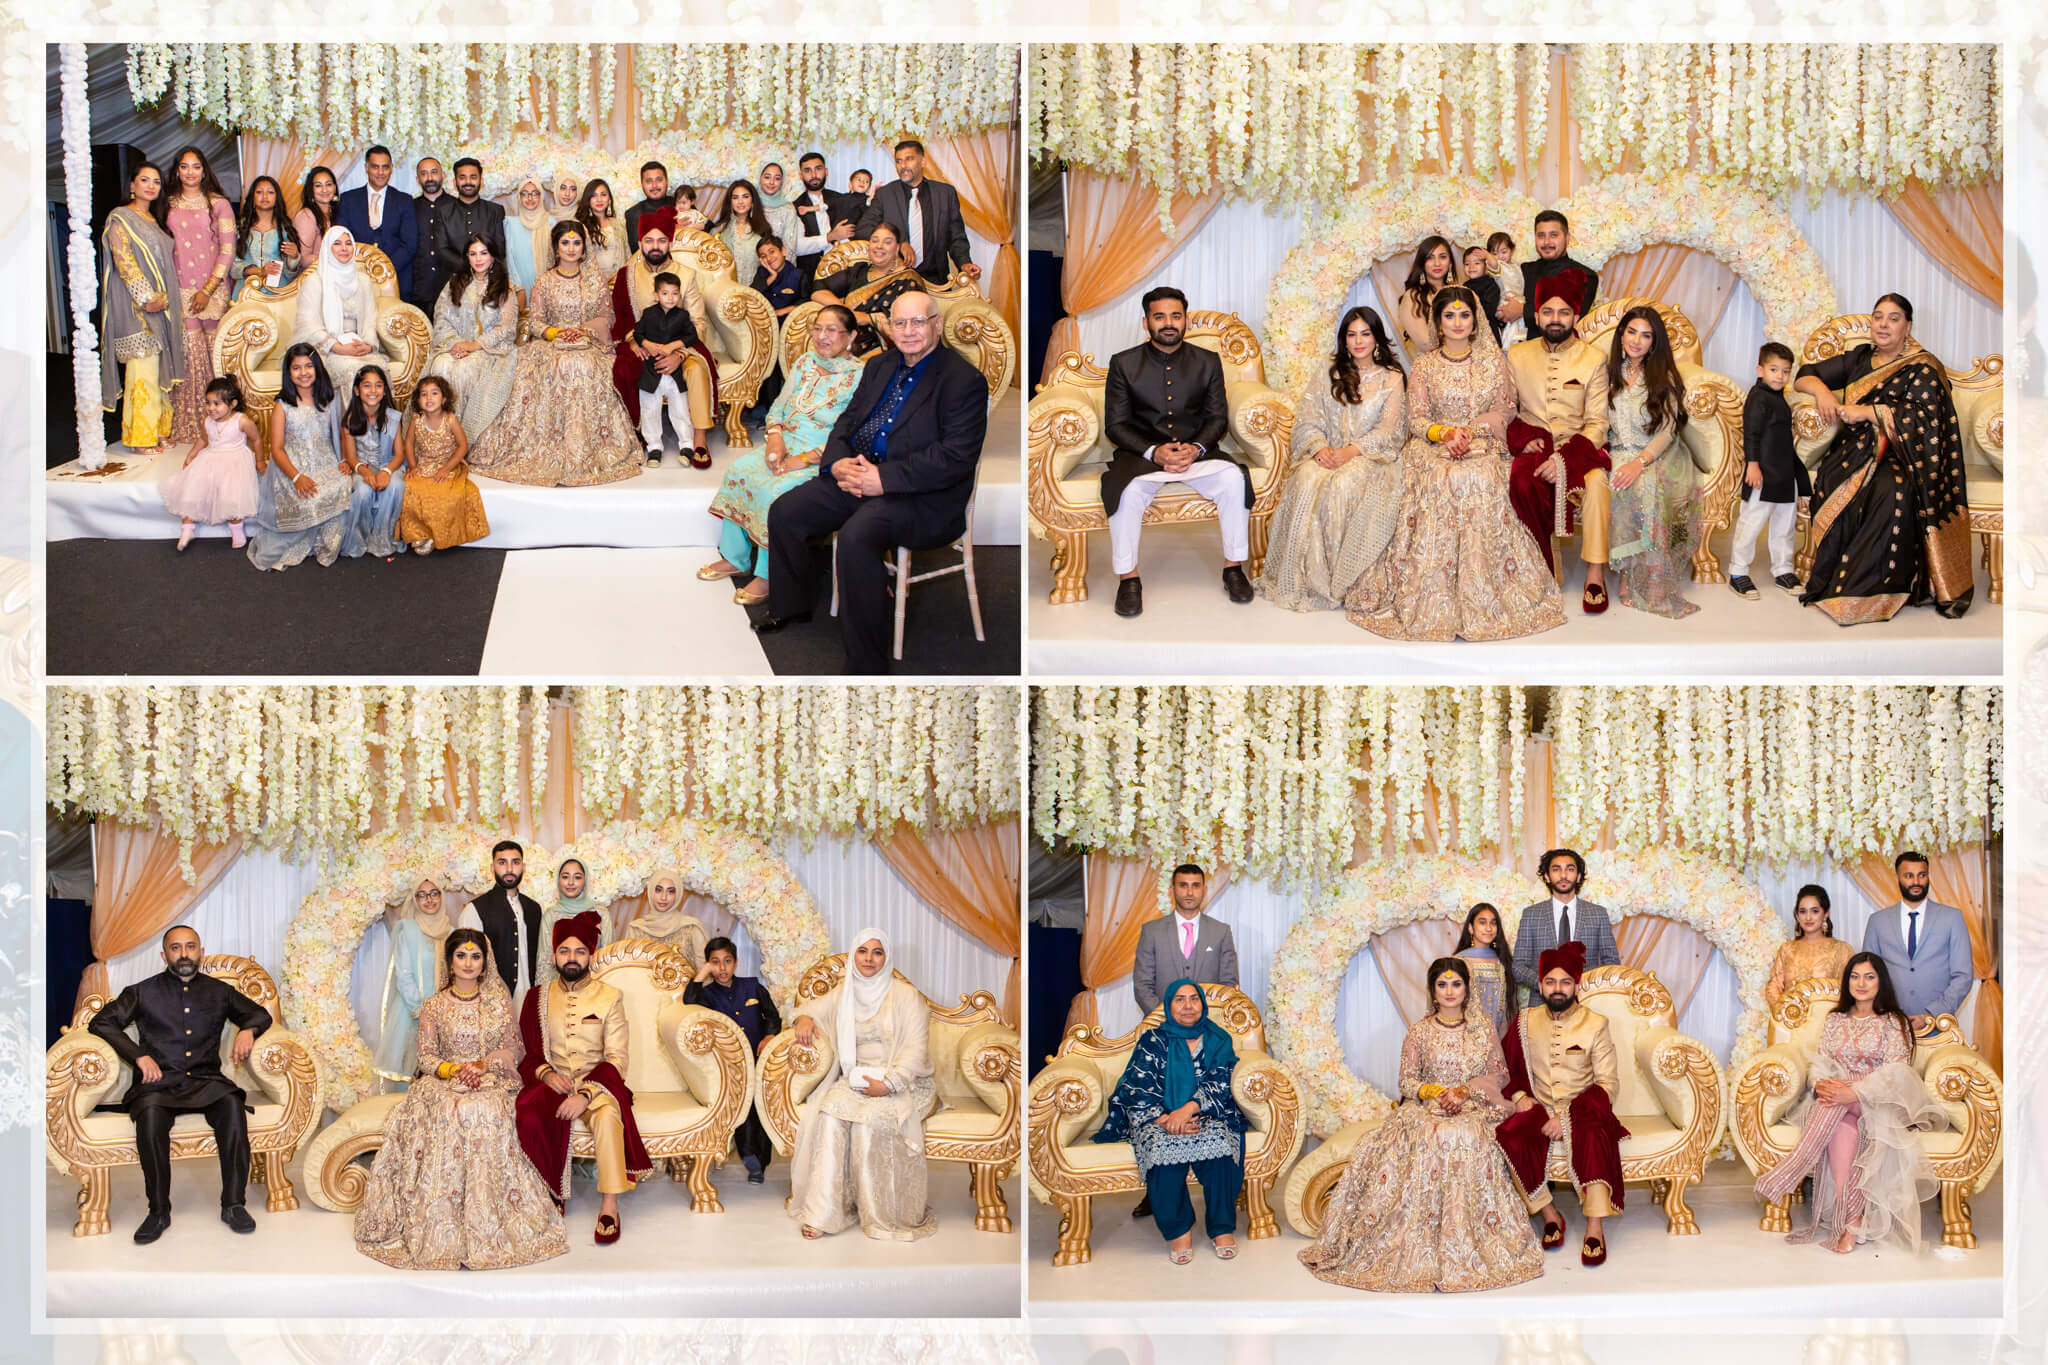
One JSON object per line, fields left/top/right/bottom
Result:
{"left": 447, "top": 235, "right": 512, "bottom": 311}
{"left": 1403, "top": 236, "right": 1457, "bottom": 322}
{"left": 168, "top": 144, "right": 231, "bottom": 208}
{"left": 299, "top": 165, "right": 339, "bottom": 239}
{"left": 710, "top": 179, "right": 775, "bottom": 240}
{"left": 235, "top": 175, "right": 288, "bottom": 261}
{"left": 128, "top": 159, "right": 170, "bottom": 232}
{"left": 1329, "top": 305, "right": 1403, "bottom": 403}
{"left": 276, "top": 342, "right": 335, "bottom": 409}
{"left": 1794, "top": 884, "right": 1834, "bottom": 940}
{"left": 1453, "top": 902, "right": 1514, "bottom": 989}
{"left": 1425, "top": 956, "right": 1471, "bottom": 1013}
{"left": 443, "top": 928, "right": 491, "bottom": 985}
{"left": 1833, "top": 951, "right": 1915, "bottom": 1053}
{"left": 343, "top": 364, "right": 394, "bottom": 438}
{"left": 1607, "top": 304, "right": 1688, "bottom": 437}
{"left": 1429, "top": 285, "right": 1484, "bottom": 344}
{"left": 574, "top": 178, "right": 615, "bottom": 249}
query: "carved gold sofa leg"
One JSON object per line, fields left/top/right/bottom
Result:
{"left": 1661, "top": 1174, "right": 1698, "bottom": 1235}
{"left": 685, "top": 1154, "right": 723, "bottom": 1213}
{"left": 972, "top": 1162, "right": 1012, "bottom": 1233}
{"left": 262, "top": 1150, "right": 299, "bottom": 1213}
{"left": 1048, "top": 529, "right": 1090, "bottom": 605}
{"left": 722, "top": 402, "right": 753, "bottom": 450}
{"left": 1760, "top": 1192, "right": 1791, "bottom": 1234}
{"left": 1940, "top": 1180, "right": 1976, "bottom": 1249}
{"left": 1982, "top": 531, "right": 2004, "bottom": 604}
{"left": 1051, "top": 1191, "right": 1093, "bottom": 1266}
{"left": 74, "top": 1168, "right": 112, "bottom": 1237}
{"left": 1246, "top": 511, "right": 1272, "bottom": 582}
{"left": 1244, "top": 1175, "right": 1279, "bottom": 1239}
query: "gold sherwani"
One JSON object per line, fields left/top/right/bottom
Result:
{"left": 1507, "top": 335, "right": 1612, "bottom": 560}
{"left": 535, "top": 977, "right": 634, "bottom": 1194}
{"left": 1507, "top": 1001, "right": 1624, "bottom": 1217}
{"left": 623, "top": 251, "right": 715, "bottom": 433}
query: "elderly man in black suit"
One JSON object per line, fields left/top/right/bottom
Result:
{"left": 755, "top": 289, "right": 988, "bottom": 674}
{"left": 1101, "top": 287, "right": 1247, "bottom": 618}
{"left": 857, "top": 139, "right": 980, "bottom": 287}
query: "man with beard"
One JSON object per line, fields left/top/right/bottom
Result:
{"left": 409, "top": 156, "right": 454, "bottom": 308}
{"left": 516, "top": 912, "right": 651, "bottom": 1244}
{"left": 1098, "top": 286, "right": 1241, "bottom": 619}
{"left": 609, "top": 210, "right": 718, "bottom": 466}
{"left": 791, "top": 152, "right": 859, "bottom": 294}
{"left": 1861, "top": 850, "right": 1973, "bottom": 1032}
{"left": 459, "top": 839, "right": 545, "bottom": 996}
{"left": 1509, "top": 848, "right": 1620, "bottom": 1009}
{"left": 430, "top": 156, "right": 507, "bottom": 282}
{"left": 1506, "top": 270, "right": 1613, "bottom": 611}
{"left": 856, "top": 139, "right": 978, "bottom": 287}
{"left": 1518, "top": 209, "right": 1601, "bottom": 335}
{"left": 1495, "top": 942, "right": 1630, "bottom": 1267}
{"left": 88, "top": 925, "right": 273, "bottom": 1242}
{"left": 623, "top": 160, "right": 675, "bottom": 246}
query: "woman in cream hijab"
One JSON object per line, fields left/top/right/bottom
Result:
{"left": 786, "top": 928, "right": 937, "bottom": 1241}
{"left": 548, "top": 171, "right": 582, "bottom": 222}
{"left": 373, "top": 876, "right": 455, "bottom": 1088}
{"left": 505, "top": 177, "right": 555, "bottom": 294}
{"left": 535, "top": 857, "right": 605, "bottom": 985}
{"left": 623, "top": 868, "right": 709, "bottom": 964}
{"left": 291, "top": 226, "right": 389, "bottom": 394}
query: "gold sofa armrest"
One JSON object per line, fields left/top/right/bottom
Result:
{"left": 244, "top": 1026, "right": 326, "bottom": 1158}
{"left": 1221, "top": 381, "right": 1295, "bottom": 479}
{"left": 1729, "top": 1041, "right": 1812, "bottom": 1177}
{"left": 1231, "top": 1049, "right": 1305, "bottom": 1243}
{"left": 755, "top": 1027, "right": 836, "bottom": 1157}
{"left": 45, "top": 1030, "right": 125, "bottom": 1168}
{"left": 1023, "top": 1056, "right": 1109, "bottom": 1203}
{"left": 369, "top": 297, "right": 432, "bottom": 404}
{"left": 1630, "top": 1024, "right": 1726, "bottom": 1163}
{"left": 1675, "top": 366, "right": 1746, "bottom": 582}
{"left": 955, "top": 1020, "right": 1023, "bottom": 1147}
{"left": 1916, "top": 1042, "right": 2004, "bottom": 1199}
{"left": 1788, "top": 393, "right": 1838, "bottom": 466}
{"left": 703, "top": 277, "right": 778, "bottom": 449}
{"left": 937, "top": 295, "right": 1016, "bottom": 403}
{"left": 1282, "top": 1117, "right": 1390, "bottom": 1238}
{"left": 779, "top": 300, "right": 823, "bottom": 378}
{"left": 657, "top": 999, "right": 756, "bottom": 1141}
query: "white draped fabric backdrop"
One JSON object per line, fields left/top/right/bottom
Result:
{"left": 108, "top": 834, "right": 1013, "bottom": 1057}
{"left": 1071, "top": 189, "right": 2000, "bottom": 386}
{"left": 1079, "top": 858, "right": 1980, "bottom": 1110}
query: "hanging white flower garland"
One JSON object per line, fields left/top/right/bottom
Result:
{"left": 60, "top": 43, "right": 107, "bottom": 471}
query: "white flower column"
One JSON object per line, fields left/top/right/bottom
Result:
{"left": 61, "top": 43, "right": 106, "bottom": 470}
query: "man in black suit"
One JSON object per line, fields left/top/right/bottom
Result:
{"left": 1101, "top": 287, "right": 1246, "bottom": 619}
{"left": 1519, "top": 209, "right": 1600, "bottom": 334}
{"left": 791, "top": 151, "right": 860, "bottom": 294}
{"left": 755, "top": 289, "right": 988, "bottom": 674}
{"left": 431, "top": 156, "right": 507, "bottom": 282}
{"left": 624, "top": 161, "right": 675, "bottom": 247}
{"left": 457, "top": 839, "right": 544, "bottom": 996}
{"left": 409, "top": 156, "right": 455, "bottom": 308}
{"left": 334, "top": 145, "right": 417, "bottom": 300}
{"left": 856, "top": 140, "right": 979, "bottom": 287}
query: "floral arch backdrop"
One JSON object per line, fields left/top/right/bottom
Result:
{"left": 284, "top": 819, "right": 830, "bottom": 1111}
{"left": 1264, "top": 174, "right": 1837, "bottom": 397}
{"left": 1265, "top": 849, "right": 1780, "bottom": 1139}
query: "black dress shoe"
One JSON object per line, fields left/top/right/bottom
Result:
{"left": 1223, "top": 565, "right": 1253, "bottom": 603}
{"left": 1131, "top": 1193, "right": 1153, "bottom": 1218}
{"left": 133, "top": 1211, "right": 170, "bottom": 1244}
{"left": 1114, "top": 577, "right": 1143, "bottom": 618}
{"left": 750, "top": 610, "right": 813, "bottom": 635}
{"left": 222, "top": 1205, "right": 256, "bottom": 1234}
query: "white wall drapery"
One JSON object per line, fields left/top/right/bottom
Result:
{"left": 1070, "top": 188, "right": 2001, "bottom": 386}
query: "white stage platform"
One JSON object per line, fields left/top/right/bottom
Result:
{"left": 1026, "top": 1162, "right": 2001, "bottom": 1321}
{"left": 47, "top": 1157, "right": 1021, "bottom": 1320}
{"left": 1026, "top": 521, "right": 2001, "bottom": 677}
{"left": 47, "top": 391, "right": 1022, "bottom": 551}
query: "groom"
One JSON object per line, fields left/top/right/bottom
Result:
{"left": 460, "top": 839, "right": 544, "bottom": 996}
{"left": 1506, "top": 268, "right": 1613, "bottom": 610}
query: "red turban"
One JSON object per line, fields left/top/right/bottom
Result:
{"left": 553, "top": 911, "right": 603, "bottom": 952}
{"left": 635, "top": 205, "right": 677, "bottom": 241}
{"left": 1538, "top": 940, "right": 1587, "bottom": 983}
{"left": 1533, "top": 267, "right": 1591, "bottom": 316}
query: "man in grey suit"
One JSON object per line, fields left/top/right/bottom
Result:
{"left": 1861, "top": 851, "right": 1973, "bottom": 1031}
{"left": 1128, "top": 862, "right": 1237, "bottom": 1218}
{"left": 1510, "top": 848, "right": 1621, "bottom": 1009}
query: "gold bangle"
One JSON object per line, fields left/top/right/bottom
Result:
{"left": 436, "top": 1061, "right": 457, "bottom": 1079}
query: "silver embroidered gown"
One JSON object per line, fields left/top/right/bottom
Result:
{"left": 1256, "top": 368, "right": 1407, "bottom": 611}
{"left": 1606, "top": 376, "right": 1700, "bottom": 618}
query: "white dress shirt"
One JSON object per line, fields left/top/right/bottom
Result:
{"left": 1551, "top": 896, "right": 1580, "bottom": 940}
{"left": 457, "top": 897, "right": 530, "bottom": 993}
{"left": 1895, "top": 898, "right": 1932, "bottom": 957}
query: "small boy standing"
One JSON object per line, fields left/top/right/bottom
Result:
{"left": 1729, "top": 341, "right": 1813, "bottom": 599}
{"left": 635, "top": 270, "right": 706, "bottom": 468}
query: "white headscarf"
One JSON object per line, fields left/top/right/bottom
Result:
{"left": 837, "top": 926, "right": 896, "bottom": 1083}
{"left": 315, "top": 226, "right": 363, "bottom": 339}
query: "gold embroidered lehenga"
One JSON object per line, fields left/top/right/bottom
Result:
{"left": 1299, "top": 1014, "right": 1543, "bottom": 1293}
{"left": 1255, "top": 369, "right": 1407, "bottom": 612}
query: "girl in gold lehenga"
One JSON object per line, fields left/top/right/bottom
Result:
{"left": 1766, "top": 884, "right": 1856, "bottom": 1008}
{"left": 1299, "top": 957, "right": 1544, "bottom": 1293}
{"left": 394, "top": 377, "right": 489, "bottom": 553}
{"left": 354, "top": 929, "right": 568, "bottom": 1270}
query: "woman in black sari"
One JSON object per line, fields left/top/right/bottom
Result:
{"left": 1795, "top": 293, "right": 1972, "bottom": 624}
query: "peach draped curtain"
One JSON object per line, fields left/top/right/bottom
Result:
{"left": 237, "top": 136, "right": 367, "bottom": 217}
{"left": 1043, "top": 170, "right": 1223, "bottom": 386}
{"left": 1848, "top": 846, "right": 2000, "bottom": 1074}
{"left": 927, "top": 126, "right": 1022, "bottom": 382}
{"left": 1614, "top": 914, "right": 1715, "bottom": 1018}
{"left": 1884, "top": 180, "right": 2003, "bottom": 306}
{"left": 79, "top": 823, "right": 244, "bottom": 1012}
{"left": 874, "top": 818, "right": 1022, "bottom": 1025}
{"left": 1370, "top": 920, "right": 1466, "bottom": 1027}
{"left": 1067, "top": 855, "right": 1234, "bottom": 1032}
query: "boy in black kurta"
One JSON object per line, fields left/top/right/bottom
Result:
{"left": 87, "top": 925, "right": 273, "bottom": 1242}
{"left": 634, "top": 271, "right": 707, "bottom": 466}
{"left": 1729, "top": 341, "right": 1812, "bottom": 598}
{"left": 683, "top": 936, "right": 783, "bottom": 1181}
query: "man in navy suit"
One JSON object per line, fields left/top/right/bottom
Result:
{"left": 1861, "top": 851, "right": 1974, "bottom": 1031}
{"left": 334, "top": 146, "right": 417, "bottom": 303}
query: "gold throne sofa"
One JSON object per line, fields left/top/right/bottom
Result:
{"left": 1729, "top": 978, "right": 2002, "bottom": 1248}
{"left": 1788, "top": 314, "right": 2005, "bottom": 601}
{"left": 1026, "top": 984, "right": 1305, "bottom": 1265}
{"left": 779, "top": 240, "right": 1015, "bottom": 405}
{"left": 1286, "top": 964, "right": 1723, "bottom": 1239}
{"left": 301, "top": 938, "right": 756, "bottom": 1214}
{"left": 668, "top": 229, "right": 779, "bottom": 449}
{"left": 756, "top": 953, "right": 1022, "bottom": 1233}
{"left": 46, "top": 956, "right": 323, "bottom": 1237}
{"left": 1574, "top": 299, "right": 1748, "bottom": 582}
{"left": 1027, "top": 312, "right": 1296, "bottom": 604}
{"left": 213, "top": 244, "right": 430, "bottom": 433}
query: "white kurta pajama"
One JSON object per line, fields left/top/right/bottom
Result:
{"left": 1108, "top": 458, "right": 1251, "bottom": 575}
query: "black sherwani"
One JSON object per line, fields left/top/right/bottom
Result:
{"left": 1519, "top": 253, "right": 1601, "bottom": 332}
{"left": 432, "top": 196, "right": 508, "bottom": 279}
{"left": 89, "top": 969, "right": 273, "bottom": 1214}
{"left": 468, "top": 885, "right": 544, "bottom": 996}
{"left": 1100, "top": 341, "right": 1237, "bottom": 518}
{"left": 1742, "top": 381, "right": 1812, "bottom": 503}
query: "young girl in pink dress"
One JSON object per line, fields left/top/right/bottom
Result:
{"left": 161, "top": 377, "right": 261, "bottom": 550}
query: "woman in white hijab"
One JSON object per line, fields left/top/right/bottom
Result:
{"left": 786, "top": 928, "right": 937, "bottom": 1241}
{"left": 291, "top": 225, "right": 390, "bottom": 395}
{"left": 505, "top": 177, "right": 554, "bottom": 293}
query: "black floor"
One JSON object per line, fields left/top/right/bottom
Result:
{"left": 51, "top": 538, "right": 1021, "bottom": 678}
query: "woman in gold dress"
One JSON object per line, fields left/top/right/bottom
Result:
{"left": 354, "top": 929, "right": 569, "bottom": 1270}
{"left": 1766, "top": 884, "right": 1855, "bottom": 1008}
{"left": 1300, "top": 957, "right": 1544, "bottom": 1292}
{"left": 467, "top": 220, "right": 644, "bottom": 486}
{"left": 1345, "top": 286, "right": 1567, "bottom": 642}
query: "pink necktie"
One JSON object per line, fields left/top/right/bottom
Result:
{"left": 1182, "top": 919, "right": 1195, "bottom": 960}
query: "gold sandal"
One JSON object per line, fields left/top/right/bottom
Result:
{"left": 697, "top": 561, "right": 743, "bottom": 582}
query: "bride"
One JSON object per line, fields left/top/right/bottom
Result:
{"left": 1299, "top": 957, "right": 1544, "bottom": 1292}
{"left": 353, "top": 928, "right": 568, "bottom": 1270}
{"left": 1344, "top": 285, "right": 1565, "bottom": 641}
